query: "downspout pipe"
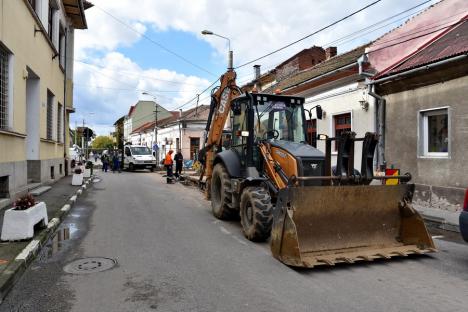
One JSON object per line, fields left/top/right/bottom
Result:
{"left": 63, "top": 29, "right": 68, "bottom": 175}
{"left": 367, "top": 84, "right": 386, "bottom": 170}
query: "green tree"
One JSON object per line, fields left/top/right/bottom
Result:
{"left": 91, "top": 136, "right": 115, "bottom": 149}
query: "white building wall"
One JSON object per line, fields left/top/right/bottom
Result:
{"left": 157, "top": 123, "right": 205, "bottom": 161}
{"left": 304, "top": 82, "right": 376, "bottom": 171}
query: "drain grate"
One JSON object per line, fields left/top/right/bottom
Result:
{"left": 64, "top": 257, "right": 116, "bottom": 274}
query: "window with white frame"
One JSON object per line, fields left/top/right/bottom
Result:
{"left": 0, "top": 45, "right": 9, "bottom": 130}
{"left": 419, "top": 108, "right": 449, "bottom": 157}
{"left": 47, "top": 90, "right": 54, "bottom": 140}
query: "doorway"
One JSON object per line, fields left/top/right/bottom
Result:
{"left": 25, "top": 68, "right": 40, "bottom": 183}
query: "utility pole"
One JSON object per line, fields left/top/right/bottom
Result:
{"left": 154, "top": 102, "right": 159, "bottom": 165}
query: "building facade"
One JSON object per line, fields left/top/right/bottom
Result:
{"left": 370, "top": 17, "right": 468, "bottom": 212}
{"left": 0, "top": 0, "right": 89, "bottom": 207}
{"left": 123, "top": 100, "right": 172, "bottom": 144}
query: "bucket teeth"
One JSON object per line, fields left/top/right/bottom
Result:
{"left": 317, "top": 259, "right": 335, "bottom": 266}
{"left": 336, "top": 257, "right": 355, "bottom": 264}
{"left": 376, "top": 253, "right": 392, "bottom": 259}
{"left": 393, "top": 251, "right": 408, "bottom": 257}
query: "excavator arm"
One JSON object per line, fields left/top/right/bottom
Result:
{"left": 200, "top": 70, "right": 240, "bottom": 197}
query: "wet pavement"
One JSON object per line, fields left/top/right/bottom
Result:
{"left": 1, "top": 171, "right": 468, "bottom": 312}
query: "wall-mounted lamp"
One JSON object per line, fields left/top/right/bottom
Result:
{"left": 359, "top": 99, "right": 369, "bottom": 111}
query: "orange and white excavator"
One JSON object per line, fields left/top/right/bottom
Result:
{"left": 198, "top": 66, "right": 435, "bottom": 268}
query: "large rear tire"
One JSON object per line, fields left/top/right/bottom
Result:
{"left": 211, "top": 163, "right": 237, "bottom": 219}
{"left": 240, "top": 187, "right": 273, "bottom": 242}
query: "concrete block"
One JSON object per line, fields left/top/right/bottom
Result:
{"left": 72, "top": 174, "right": 83, "bottom": 186}
{"left": 30, "top": 186, "right": 51, "bottom": 196}
{"left": 1, "top": 202, "right": 48, "bottom": 241}
{"left": 83, "top": 168, "right": 91, "bottom": 178}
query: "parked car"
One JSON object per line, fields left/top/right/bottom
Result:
{"left": 123, "top": 145, "right": 156, "bottom": 172}
{"left": 460, "top": 188, "right": 468, "bottom": 242}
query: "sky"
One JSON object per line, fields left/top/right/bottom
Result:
{"left": 71, "top": 0, "right": 440, "bottom": 135}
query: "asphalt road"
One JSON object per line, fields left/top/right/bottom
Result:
{"left": 2, "top": 171, "right": 468, "bottom": 312}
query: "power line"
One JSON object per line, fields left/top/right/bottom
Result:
{"left": 234, "top": 0, "right": 433, "bottom": 82}
{"left": 235, "top": 0, "right": 384, "bottom": 69}
{"left": 367, "top": 19, "right": 464, "bottom": 53}
{"left": 93, "top": 4, "right": 217, "bottom": 77}
{"left": 235, "top": 6, "right": 464, "bottom": 86}
{"left": 173, "top": 78, "right": 219, "bottom": 110}
{"left": 75, "top": 59, "right": 208, "bottom": 87}
{"left": 74, "top": 83, "right": 198, "bottom": 93}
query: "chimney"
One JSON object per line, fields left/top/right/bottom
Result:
{"left": 325, "top": 47, "right": 337, "bottom": 60}
{"left": 253, "top": 65, "right": 261, "bottom": 80}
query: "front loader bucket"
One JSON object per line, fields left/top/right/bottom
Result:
{"left": 270, "top": 184, "right": 436, "bottom": 268}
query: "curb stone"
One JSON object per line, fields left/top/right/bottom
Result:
{"left": 0, "top": 176, "right": 96, "bottom": 303}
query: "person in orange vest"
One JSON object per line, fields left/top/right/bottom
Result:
{"left": 164, "top": 150, "right": 174, "bottom": 184}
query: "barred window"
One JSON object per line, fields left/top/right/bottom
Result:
{"left": 57, "top": 103, "right": 62, "bottom": 142}
{"left": 0, "top": 46, "right": 9, "bottom": 130}
{"left": 47, "top": 91, "right": 54, "bottom": 140}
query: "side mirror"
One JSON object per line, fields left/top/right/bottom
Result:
{"left": 316, "top": 105, "right": 323, "bottom": 120}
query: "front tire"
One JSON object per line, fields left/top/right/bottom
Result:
{"left": 211, "top": 163, "right": 236, "bottom": 219}
{"left": 240, "top": 187, "right": 273, "bottom": 242}
{"left": 129, "top": 163, "right": 134, "bottom": 171}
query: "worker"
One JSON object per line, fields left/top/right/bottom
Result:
{"left": 164, "top": 150, "right": 174, "bottom": 183}
{"left": 174, "top": 150, "right": 183, "bottom": 179}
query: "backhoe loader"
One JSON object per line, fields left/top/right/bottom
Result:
{"left": 199, "top": 69, "right": 435, "bottom": 268}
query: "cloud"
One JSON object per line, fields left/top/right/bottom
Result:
{"left": 72, "top": 52, "right": 211, "bottom": 135}
{"left": 73, "top": 0, "right": 440, "bottom": 134}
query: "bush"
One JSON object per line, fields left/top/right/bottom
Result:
{"left": 74, "top": 168, "right": 82, "bottom": 174}
{"left": 13, "top": 194, "right": 36, "bottom": 210}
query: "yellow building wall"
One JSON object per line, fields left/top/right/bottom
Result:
{"left": 0, "top": 134, "right": 26, "bottom": 162}
{"left": 0, "top": 0, "right": 67, "bottom": 163}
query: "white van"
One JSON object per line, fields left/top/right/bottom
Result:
{"left": 123, "top": 145, "right": 156, "bottom": 171}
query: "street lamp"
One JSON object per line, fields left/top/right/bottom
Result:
{"left": 201, "top": 29, "right": 233, "bottom": 70}
{"left": 142, "top": 92, "right": 159, "bottom": 165}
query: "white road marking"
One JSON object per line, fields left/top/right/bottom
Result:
{"left": 47, "top": 218, "right": 60, "bottom": 229}
{"left": 15, "top": 240, "right": 40, "bottom": 261}
{"left": 70, "top": 195, "right": 77, "bottom": 203}
{"left": 232, "top": 235, "right": 248, "bottom": 246}
{"left": 432, "top": 235, "right": 444, "bottom": 239}
{"left": 212, "top": 220, "right": 221, "bottom": 224}
{"left": 61, "top": 204, "right": 71, "bottom": 212}
{"left": 219, "top": 226, "right": 231, "bottom": 235}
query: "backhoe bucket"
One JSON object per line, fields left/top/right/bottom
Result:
{"left": 270, "top": 184, "right": 436, "bottom": 268}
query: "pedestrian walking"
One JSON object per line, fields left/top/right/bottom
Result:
{"left": 112, "top": 152, "right": 121, "bottom": 173}
{"left": 102, "top": 154, "right": 109, "bottom": 172}
{"left": 164, "top": 150, "right": 174, "bottom": 184}
{"left": 174, "top": 150, "right": 183, "bottom": 179}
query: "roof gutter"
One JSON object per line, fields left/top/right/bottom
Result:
{"left": 367, "top": 53, "right": 468, "bottom": 85}
{"left": 281, "top": 62, "right": 357, "bottom": 92}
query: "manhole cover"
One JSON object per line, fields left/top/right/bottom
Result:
{"left": 64, "top": 257, "right": 116, "bottom": 274}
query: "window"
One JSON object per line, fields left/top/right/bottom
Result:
{"left": 48, "top": 1, "right": 57, "bottom": 42}
{"left": 57, "top": 103, "right": 63, "bottom": 142}
{"left": 333, "top": 113, "right": 351, "bottom": 151}
{"left": 306, "top": 119, "right": 317, "bottom": 147}
{"left": 59, "top": 25, "right": 66, "bottom": 67}
{"left": 28, "top": 0, "right": 37, "bottom": 11}
{"left": 419, "top": 108, "right": 449, "bottom": 157}
{"left": 47, "top": 91, "right": 54, "bottom": 140}
{"left": 0, "top": 45, "right": 9, "bottom": 130}
{"left": 190, "top": 138, "right": 200, "bottom": 160}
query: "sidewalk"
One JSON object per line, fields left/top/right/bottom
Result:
{"left": 414, "top": 205, "right": 460, "bottom": 232}
{"left": 0, "top": 175, "right": 92, "bottom": 302}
